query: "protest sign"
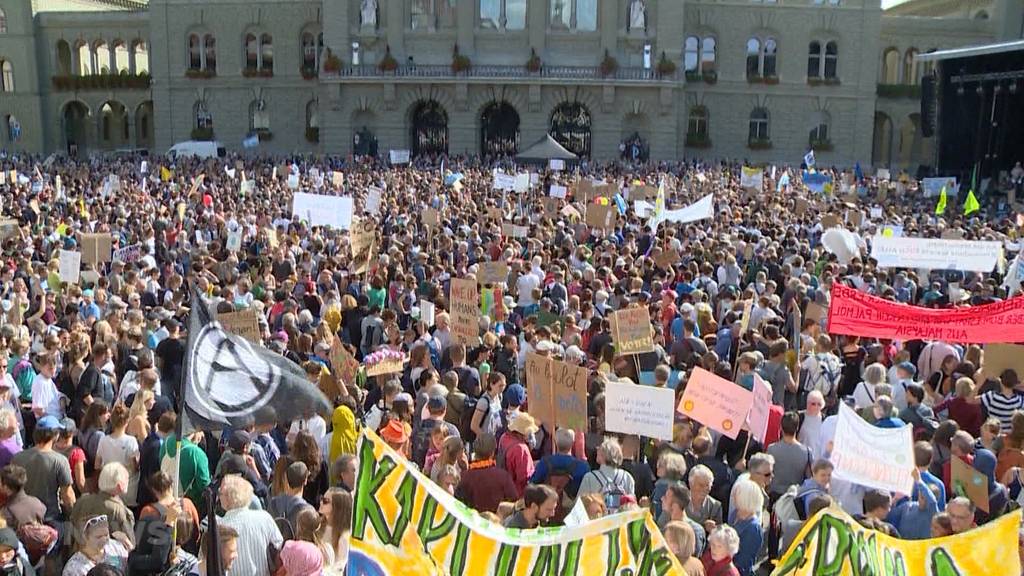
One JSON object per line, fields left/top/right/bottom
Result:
{"left": 226, "top": 229, "right": 242, "bottom": 252}
{"left": 648, "top": 194, "right": 714, "bottom": 233}
{"left": 422, "top": 207, "right": 439, "bottom": 227}
{"left": 366, "top": 356, "right": 404, "bottom": 377}
{"left": 922, "top": 177, "right": 957, "bottom": 198}
{"left": 514, "top": 173, "right": 530, "bottom": 193}
{"left": 549, "top": 184, "right": 567, "bottom": 199}
{"left": 292, "top": 192, "right": 354, "bottom": 230}
{"left": 820, "top": 214, "right": 841, "bottom": 229}
{"left": 79, "top": 233, "right": 112, "bottom": 264}
{"left": 549, "top": 159, "right": 565, "bottom": 171}
{"left": 449, "top": 278, "right": 479, "bottom": 346}
{"left": 331, "top": 171, "right": 344, "bottom": 187}
{"left": 477, "top": 261, "right": 508, "bottom": 285}
{"left": 217, "top": 309, "right": 261, "bottom": 343}
{"left": 804, "top": 302, "right": 826, "bottom": 324}
{"left": 365, "top": 187, "right": 382, "bottom": 215}
{"left": 419, "top": 299, "right": 435, "bottom": 328}
{"left": 585, "top": 204, "right": 614, "bottom": 229}
{"left": 58, "top": 250, "right": 81, "bottom": 284}
{"left": 831, "top": 403, "right": 914, "bottom": 494}
{"left": 881, "top": 224, "right": 904, "bottom": 238}
{"left": 871, "top": 236, "right": 1003, "bottom": 273}
{"left": 501, "top": 223, "right": 528, "bottom": 238}
{"left": 951, "top": 455, "right": 989, "bottom": 513}
{"left": 773, "top": 507, "right": 1020, "bottom": 576}
{"left": 604, "top": 380, "right": 674, "bottom": 440}
{"left": 493, "top": 171, "right": 516, "bottom": 191}
{"left": 870, "top": 207, "right": 883, "bottom": 219}
{"left": 653, "top": 249, "right": 677, "bottom": 271}
{"left": 349, "top": 219, "right": 376, "bottom": 275}
{"left": 741, "top": 167, "right": 763, "bottom": 190}
{"left": 827, "top": 283, "right": 1024, "bottom": 343}
{"left": 330, "top": 339, "right": 360, "bottom": 389}
{"left": 630, "top": 185, "right": 658, "bottom": 201}
{"left": 351, "top": 430, "right": 683, "bottom": 576}
{"left": 739, "top": 300, "right": 754, "bottom": 335}
{"left": 112, "top": 244, "right": 142, "bottom": 264}
{"left": 677, "top": 367, "right": 754, "bottom": 439}
{"left": 388, "top": 149, "right": 410, "bottom": 164}
{"left": 525, "top": 352, "right": 554, "bottom": 425}
{"left": 550, "top": 359, "right": 588, "bottom": 431}
{"left": 287, "top": 173, "right": 300, "bottom": 190}
{"left": 612, "top": 307, "right": 654, "bottom": 355}
{"left": 981, "top": 343, "right": 1024, "bottom": 381}
{"left": 747, "top": 373, "right": 773, "bottom": 444}
{"left": 540, "top": 197, "right": 559, "bottom": 218}
{"left": 0, "top": 220, "right": 22, "bottom": 242}
{"left": 576, "top": 179, "right": 595, "bottom": 202}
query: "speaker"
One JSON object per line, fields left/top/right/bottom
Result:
{"left": 921, "top": 73, "right": 937, "bottom": 137}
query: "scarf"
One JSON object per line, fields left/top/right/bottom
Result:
{"left": 329, "top": 405, "right": 358, "bottom": 464}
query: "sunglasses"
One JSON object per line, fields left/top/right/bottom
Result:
{"left": 84, "top": 515, "right": 109, "bottom": 531}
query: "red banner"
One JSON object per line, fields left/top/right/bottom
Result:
{"left": 826, "top": 284, "right": 1024, "bottom": 343}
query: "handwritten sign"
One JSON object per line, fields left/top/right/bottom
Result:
{"left": 330, "top": 339, "right": 360, "bottom": 391}
{"left": 493, "top": 172, "right": 516, "bottom": 191}
{"left": 367, "top": 357, "right": 404, "bottom": 377}
{"left": 550, "top": 359, "right": 588, "bottom": 431}
{"left": 677, "top": 367, "right": 754, "bottom": 440}
{"left": 332, "top": 171, "right": 344, "bottom": 187}
{"left": 79, "top": 233, "right": 112, "bottom": 265}
{"left": 112, "top": 244, "right": 143, "bottom": 264}
{"left": 389, "top": 150, "right": 411, "bottom": 165}
{"left": 477, "top": 261, "right": 508, "bottom": 285}
{"left": 605, "top": 380, "right": 674, "bottom": 441}
{"left": 549, "top": 185, "right": 567, "bottom": 199}
{"left": 871, "top": 236, "right": 1002, "bottom": 273}
{"left": 365, "top": 187, "right": 383, "bottom": 215}
{"left": 951, "top": 455, "right": 990, "bottom": 513}
{"left": 350, "top": 219, "right": 377, "bottom": 275}
{"left": 525, "top": 352, "right": 554, "bottom": 426}
{"left": 831, "top": 403, "right": 914, "bottom": 495}
{"left": 747, "top": 373, "right": 773, "bottom": 444}
{"left": 612, "top": 307, "right": 654, "bottom": 355}
{"left": 58, "top": 250, "right": 81, "bottom": 284}
{"left": 218, "top": 309, "right": 261, "bottom": 343}
{"left": 449, "top": 278, "right": 479, "bottom": 346}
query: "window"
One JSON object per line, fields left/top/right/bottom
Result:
{"left": 133, "top": 41, "right": 149, "bottom": 74}
{"left": 301, "top": 32, "right": 317, "bottom": 69}
{"left": 684, "top": 37, "right": 699, "bottom": 72}
{"left": 114, "top": 42, "right": 129, "bottom": 73}
{"left": 809, "top": 112, "right": 829, "bottom": 144}
{"left": 95, "top": 42, "right": 110, "bottom": 74}
{"left": 746, "top": 38, "right": 760, "bottom": 77}
{"left": 550, "top": 0, "right": 597, "bottom": 31}
{"left": 245, "top": 34, "right": 258, "bottom": 70}
{"left": 824, "top": 41, "right": 837, "bottom": 79}
{"left": 250, "top": 100, "right": 270, "bottom": 132}
{"left": 480, "top": 0, "right": 526, "bottom": 30}
{"left": 195, "top": 101, "right": 212, "bottom": 129}
{"left": 746, "top": 37, "right": 777, "bottom": 78}
{"left": 188, "top": 34, "right": 202, "bottom": 70}
{"left": 0, "top": 9, "right": 6, "bottom": 34}
{"left": 687, "top": 106, "right": 708, "bottom": 137}
{"left": 6, "top": 116, "right": 20, "bottom": 143}
{"left": 700, "top": 37, "right": 716, "bottom": 72}
{"left": 882, "top": 47, "right": 900, "bottom": 84}
{"left": 204, "top": 35, "right": 216, "bottom": 72}
{"left": 763, "top": 38, "right": 777, "bottom": 77}
{"left": 749, "top": 107, "right": 769, "bottom": 142}
{"left": 306, "top": 100, "right": 319, "bottom": 129}
{"left": 0, "top": 61, "right": 12, "bottom": 92}
{"left": 903, "top": 48, "right": 918, "bottom": 85}
{"left": 101, "top": 103, "right": 113, "bottom": 141}
{"left": 810, "top": 123, "right": 828, "bottom": 142}
{"left": 549, "top": 101, "right": 591, "bottom": 157}
{"left": 412, "top": 0, "right": 456, "bottom": 30}
{"left": 56, "top": 41, "right": 72, "bottom": 75}
{"left": 260, "top": 34, "right": 273, "bottom": 72}
{"left": 807, "top": 41, "right": 821, "bottom": 78}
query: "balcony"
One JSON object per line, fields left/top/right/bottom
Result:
{"left": 877, "top": 83, "right": 921, "bottom": 98}
{"left": 52, "top": 72, "right": 151, "bottom": 91}
{"left": 322, "top": 64, "right": 681, "bottom": 83}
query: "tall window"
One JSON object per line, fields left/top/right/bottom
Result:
{"left": 881, "top": 47, "right": 900, "bottom": 84}
{"left": 749, "top": 108, "right": 769, "bottom": 142}
{"left": 306, "top": 100, "right": 319, "bottom": 130}
{"left": 250, "top": 100, "right": 270, "bottom": 132}
{"left": 480, "top": 0, "right": 526, "bottom": 30}
{"left": 809, "top": 111, "right": 830, "bottom": 144}
{"left": 245, "top": 34, "right": 258, "bottom": 70}
{"left": 412, "top": 0, "right": 456, "bottom": 30}
{"left": 56, "top": 41, "right": 72, "bottom": 75}
{"left": 746, "top": 38, "right": 760, "bottom": 77}
{"left": 746, "top": 37, "right": 777, "bottom": 78}
{"left": 684, "top": 36, "right": 699, "bottom": 72}
{"left": 808, "top": 41, "right": 821, "bottom": 78}
{"left": 903, "top": 48, "right": 918, "bottom": 85}
{"left": 95, "top": 42, "right": 110, "bottom": 74}
{"left": 188, "top": 34, "right": 215, "bottom": 71}
{"left": 0, "top": 9, "right": 6, "bottom": 34}
{"left": 301, "top": 32, "right": 317, "bottom": 69}
{"left": 700, "top": 37, "right": 716, "bottom": 72}
{"left": 78, "top": 43, "right": 93, "bottom": 75}
{"left": 133, "top": 41, "right": 149, "bottom": 74}
{"left": 763, "top": 38, "right": 777, "bottom": 77}
{"left": 687, "top": 106, "right": 708, "bottom": 137}
{"left": 195, "top": 101, "right": 212, "bottom": 130}
{"left": 204, "top": 36, "right": 216, "bottom": 72}
{"left": 188, "top": 34, "right": 202, "bottom": 70}
{"left": 260, "top": 34, "right": 273, "bottom": 72}
{"left": 0, "top": 61, "right": 12, "bottom": 92}
{"left": 550, "top": 0, "right": 597, "bottom": 31}
{"left": 114, "top": 42, "right": 129, "bottom": 73}
{"left": 824, "top": 41, "right": 838, "bottom": 79}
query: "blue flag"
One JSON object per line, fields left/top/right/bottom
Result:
{"left": 854, "top": 162, "right": 863, "bottom": 182}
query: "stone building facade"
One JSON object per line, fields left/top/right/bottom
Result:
{"left": 1, "top": 0, "right": 1021, "bottom": 169}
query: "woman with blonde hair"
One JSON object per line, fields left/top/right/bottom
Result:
{"left": 933, "top": 377, "right": 984, "bottom": 437}
{"left": 318, "top": 488, "right": 352, "bottom": 574}
{"left": 294, "top": 506, "right": 333, "bottom": 565}
{"left": 664, "top": 521, "right": 706, "bottom": 576}
{"left": 126, "top": 390, "right": 155, "bottom": 443}
{"left": 430, "top": 436, "right": 468, "bottom": 483}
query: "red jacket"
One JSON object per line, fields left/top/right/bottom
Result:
{"left": 499, "top": 432, "right": 535, "bottom": 498}
{"left": 455, "top": 463, "right": 518, "bottom": 514}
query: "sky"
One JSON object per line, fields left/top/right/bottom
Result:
{"left": 882, "top": 0, "right": 908, "bottom": 7}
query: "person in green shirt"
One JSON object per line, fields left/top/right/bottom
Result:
{"left": 367, "top": 275, "right": 386, "bottom": 312}
{"left": 159, "top": 430, "right": 211, "bottom": 509}
{"left": 8, "top": 339, "right": 35, "bottom": 402}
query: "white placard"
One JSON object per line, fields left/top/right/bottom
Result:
{"left": 59, "top": 250, "right": 81, "bottom": 284}
{"left": 112, "top": 244, "right": 142, "bottom": 264}
{"left": 366, "top": 187, "right": 383, "bottom": 215}
{"left": 493, "top": 172, "right": 516, "bottom": 191}
{"left": 871, "top": 236, "right": 1003, "bottom": 273}
{"left": 740, "top": 168, "right": 763, "bottom": 190}
{"left": 514, "top": 173, "right": 530, "bottom": 193}
{"left": 287, "top": 174, "right": 300, "bottom": 190}
{"left": 876, "top": 168, "right": 891, "bottom": 181}
{"left": 549, "top": 185, "right": 567, "bottom": 199}
{"left": 603, "top": 380, "right": 675, "bottom": 441}
{"left": 870, "top": 207, "right": 883, "bottom": 219}
{"left": 922, "top": 177, "right": 958, "bottom": 198}
{"left": 419, "top": 299, "right": 435, "bottom": 328}
{"left": 389, "top": 150, "right": 411, "bottom": 165}
{"left": 292, "top": 192, "right": 354, "bottom": 230}
{"left": 831, "top": 403, "right": 914, "bottom": 495}
{"left": 226, "top": 229, "right": 243, "bottom": 251}
{"left": 240, "top": 180, "right": 255, "bottom": 196}
{"left": 634, "top": 200, "right": 654, "bottom": 218}
{"left": 549, "top": 159, "right": 565, "bottom": 171}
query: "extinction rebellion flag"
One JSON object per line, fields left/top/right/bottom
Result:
{"left": 181, "top": 288, "right": 331, "bottom": 432}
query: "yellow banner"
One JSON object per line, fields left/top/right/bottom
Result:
{"left": 772, "top": 507, "right": 1021, "bottom": 576}
{"left": 349, "top": 430, "right": 683, "bottom": 576}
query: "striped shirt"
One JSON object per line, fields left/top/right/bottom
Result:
{"left": 220, "top": 508, "right": 284, "bottom": 576}
{"left": 979, "top": 391, "right": 1024, "bottom": 433}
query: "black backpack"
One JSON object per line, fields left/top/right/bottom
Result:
{"left": 126, "top": 503, "right": 173, "bottom": 575}
{"left": 460, "top": 396, "right": 481, "bottom": 444}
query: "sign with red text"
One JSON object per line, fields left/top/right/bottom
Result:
{"left": 831, "top": 403, "right": 914, "bottom": 495}
{"left": 677, "top": 367, "right": 754, "bottom": 440}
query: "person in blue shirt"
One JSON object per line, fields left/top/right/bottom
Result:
{"left": 529, "top": 428, "right": 588, "bottom": 496}
{"left": 78, "top": 289, "right": 102, "bottom": 324}
{"left": 913, "top": 441, "right": 946, "bottom": 511}
{"left": 887, "top": 468, "right": 940, "bottom": 540}
{"left": 873, "top": 396, "right": 906, "bottom": 429}
{"left": 714, "top": 312, "right": 738, "bottom": 362}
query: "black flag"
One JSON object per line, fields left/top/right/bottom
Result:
{"left": 181, "top": 289, "right": 331, "bottom": 433}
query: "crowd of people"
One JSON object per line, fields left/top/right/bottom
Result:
{"left": 0, "top": 149, "right": 1020, "bottom": 576}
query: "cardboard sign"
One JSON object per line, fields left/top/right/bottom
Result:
{"left": 804, "top": 302, "right": 827, "bottom": 324}
{"left": 585, "top": 204, "right": 615, "bottom": 229}
{"left": 612, "top": 307, "right": 654, "bottom": 355}
{"left": 477, "top": 261, "right": 508, "bottom": 285}
{"left": 604, "top": 380, "right": 674, "bottom": 441}
{"left": 367, "top": 357, "right": 404, "bottom": 377}
{"left": 58, "top": 250, "right": 81, "bottom": 284}
{"left": 79, "top": 233, "right": 113, "bottom": 265}
{"left": 550, "top": 359, "right": 588, "bottom": 431}
{"left": 218, "top": 309, "right": 261, "bottom": 343}
{"left": 329, "top": 339, "right": 360, "bottom": 391}
{"left": 449, "top": 278, "right": 480, "bottom": 346}
{"left": 349, "top": 220, "right": 377, "bottom": 275}
{"left": 677, "top": 367, "right": 754, "bottom": 440}
{"left": 525, "top": 352, "right": 555, "bottom": 426}
{"left": 795, "top": 198, "right": 809, "bottom": 216}
{"left": 332, "top": 171, "right": 344, "bottom": 187}
{"left": 501, "top": 223, "right": 529, "bottom": 239}
{"left": 981, "top": 344, "right": 1024, "bottom": 381}
{"left": 632, "top": 185, "right": 658, "bottom": 201}
{"left": 951, "top": 455, "right": 990, "bottom": 513}
{"left": 654, "top": 249, "right": 677, "bottom": 270}
{"left": 540, "top": 197, "right": 559, "bottom": 218}
{"left": 422, "top": 207, "right": 439, "bottom": 227}
{"left": 389, "top": 150, "right": 411, "bottom": 165}
{"left": 821, "top": 215, "right": 841, "bottom": 230}
{"left": 831, "top": 403, "right": 914, "bottom": 495}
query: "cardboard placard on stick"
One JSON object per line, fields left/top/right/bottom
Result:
{"left": 79, "top": 233, "right": 113, "bottom": 265}
{"left": 525, "top": 352, "right": 554, "bottom": 426}
{"left": 612, "top": 307, "right": 655, "bottom": 355}
{"left": 951, "top": 455, "right": 990, "bottom": 513}
{"left": 330, "top": 339, "right": 360, "bottom": 390}
{"left": 585, "top": 204, "right": 614, "bottom": 229}
{"left": 366, "top": 357, "right": 404, "bottom": 377}
{"left": 350, "top": 219, "right": 377, "bottom": 275}
{"left": 218, "top": 309, "right": 261, "bottom": 343}
{"left": 982, "top": 344, "right": 1024, "bottom": 382}
{"left": 477, "top": 261, "right": 508, "bottom": 285}
{"left": 821, "top": 215, "right": 841, "bottom": 230}
{"left": 449, "top": 278, "right": 480, "bottom": 346}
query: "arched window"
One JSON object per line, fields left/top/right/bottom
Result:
{"left": 746, "top": 38, "right": 761, "bottom": 78}
{"left": 684, "top": 36, "right": 699, "bottom": 72}
{"left": 204, "top": 35, "right": 216, "bottom": 72}
{"left": 687, "top": 105, "right": 708, "bottom": 138}
{"left": 260, "top": 34, "right": 273, "bottom": 72}
{"left": 78, "top": 42, "right": 92, "bottom": 75}
{"left": 114, "top": 42, "right": 129, "bottom": 73}
{"left": 0, "top": 9, "right": 7, "bottom": 34}
{"left": 0, "top": 61, "right": 13, "bottom": 92}
{"left": 809, "top": 111, "right": 830, "bottom": 145}
{"left": 95, "top": 41, "right": 110, "bottom": 74}
{"left": 974, "top": 10, "right": 989, "bottom": 19}
{"left": 306, "top": 100, "right": 319, "bottom": 129}
{"left": 808, "top": 41, "right": 822, "bottom": 78}
{"left": 410, "top": 99, "right": 449, "bottom": 157}
{"left": 480, "top": 101, "right": 520, "bottom": 157}
{"left": 6, "top": 115, "right": 20, "bottom": 143}
{"left": 903, "top": 48, "right": 918, "bottom": 85}
{"left": 749, "top": 108, "right": 769, "bottom": 142}
{"left": 133, "top": 41, "right": 148, "bottom": 74}
{"left": 245, "top": 34, "right": 258, "bottom": 70}
{"left": 550, "top": 0, "right": 597, "bottom": 31}
{"left": 700, "top": 37, "right": 716, "bottom": 72}
{"left": 763, "top": 38, "right": 777, "bottom": 77}
{"left": 188, "top": 34, "right": 202, "bottom": 70}
{"left": 56, "top": 40, "right": 72, "bottom": 75}
{"left": 250, "top": 99, "right": 270, "bottom": 132}
{"left": 882, "top": 47, "right": 900, "bottom": 84}
{"left": 480, "top": 0, "right": 527, "bottom": 30}
{"left": 301, "top": 32, "right": 317, "bottom": 70}
{"left": 101, "top": 102, "right": 113, "bottom": 141}
{"left": 824, "top": 41, "right": 838, "bottom": 79}
{"left": 195, "top": 100, "right": 212, "bottom": 129}
{"left": 549, "top": 102, "right": 591, "bottom": 157}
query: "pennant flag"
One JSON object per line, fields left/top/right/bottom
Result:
{"left": 444, "top": 171, "right": 464, "bottom": 187}
{"left": 180, "top": 288, "right": 331, "bottom": 433}
{"left": 964, "top": 190, "right": 981, "bottom": 215}
{"left": 935, "top": 186, "right": 947, "bottom": 215}
{"left": 804, "top": 150, "right": 816, "bottom": 168}
{"left": 648, "top": 180, "right": 666, "bottom": 233}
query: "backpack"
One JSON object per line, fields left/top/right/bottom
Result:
{"left": 78, "top": 429, "right": 104, "bottom": 477}
{"left": 126, "top": 503, "right": 173, "bottom": 575}
{"left": 593, "top": 469, "right": 627, "bottom": 513}
{"left": 459, "top": 396, "right": 480, "bottom": 444}
{"left": 539, "top": 456, "right": 577, "bottom": 524}
{"left": 16, "top": 521, "right": 57, "bottom": 566}
{"left": 269, "top": 496, "right": 306, "bottom": 541}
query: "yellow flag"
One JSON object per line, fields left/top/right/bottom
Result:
{"left": 935, "top": 186, "right": 947, "bottom": 215}
{"left": 964, "top": 189, "right": 980, "bottom": 215}
{"left": 160, "top": 166, "right": 172, "bottom": 182}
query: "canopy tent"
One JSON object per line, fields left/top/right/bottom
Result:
{"left": 516, "top": 134, "right": 578, "bottom": 162}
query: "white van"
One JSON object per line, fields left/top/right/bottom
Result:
{"left": 167, "top": 141, "right": 226, "bottom": 159}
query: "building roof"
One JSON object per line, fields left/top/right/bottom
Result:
{"left": 916, "top": 39, "right": 1024, "bottom": 61}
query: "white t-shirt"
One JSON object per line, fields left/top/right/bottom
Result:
{"left": 288, "top": 415, "right": 327, "bottom": 446}
{"left": 515, "top": 273, "right": 541, "bottom": 307}
{"left": 97, "top": 433, "right": 140, "bottom": 506}
{"left": 31, "top": 374, "right": 63, "bottom": 419}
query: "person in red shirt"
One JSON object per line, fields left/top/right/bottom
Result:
{"left": 455, "top": 433, "right": 517, "bottom": 514}
{"left": 497, "top": 413, "right": 538, "bottom": 498}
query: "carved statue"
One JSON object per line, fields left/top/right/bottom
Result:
{"left": 628, "top": 0, "right": 646, "bottom": 31}
{"left": 361, "top": 0, "right": 377, "bottom": 28}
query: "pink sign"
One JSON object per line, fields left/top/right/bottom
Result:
{"left": 677, "top": 367, "right": 754, "bottom": 440}
{"left": 746, "top": 373, "right": 773, "bottom": 444}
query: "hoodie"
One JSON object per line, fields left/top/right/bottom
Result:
{"left": 972, "top": 449, "right": 1009, "bottom": 524}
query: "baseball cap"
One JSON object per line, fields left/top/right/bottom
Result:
{"left": 36, "top": 415, "right": 65, "bottom": 431}
{"left": 503, "top": 384, "right": 527, "bottom": 407}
